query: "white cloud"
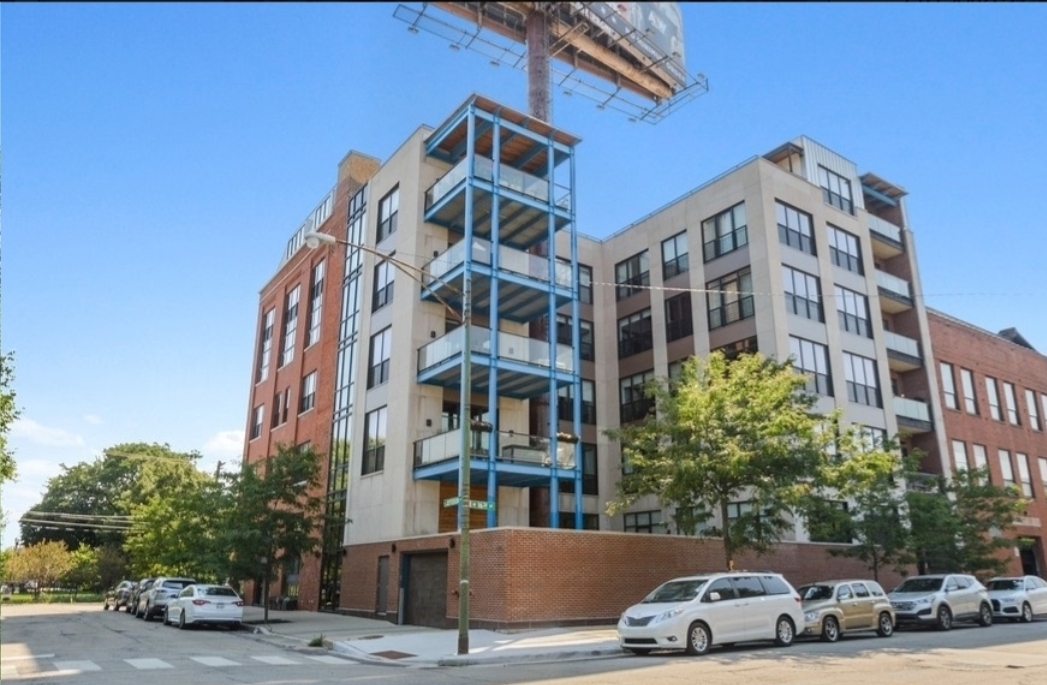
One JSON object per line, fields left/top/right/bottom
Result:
{"left": 202, "top": 430, "right": 244, "bottom": 459}
{"left": 83, "top": 414, "right": 103, "bottom": 426}
{"left": 10, "top": 418, "right": 85, "bottom": 448}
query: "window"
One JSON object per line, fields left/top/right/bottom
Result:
{"left": 776, "top": 201, "right": 814, "bottom": 255}
{"left": 280, "top": 286, "right": 300, "bottom": 367}
{"left": 1003, "top": 382, "right": 1020, "bottom": 425}
{"left": 563, "top": 443, "right": 599, "bottom": 496}
{"left": 835, "top": 286, "right": 871, "bottom": 337}
{"left": 807, "top": 500, "right": 851, "bottom": 543}
{"left": 373, "top": 261, "right": 395, "bottom": 311}
{"left": 250, "top": 405, "right": 264, "bottom": 440}
{"left": 300, "top": 371, "right": 317, "bottom": 413}
{"left": 732, "top": 576, "right": 766, "bottom": 598}
{"left": 856, "top": 425, "right": 886, "bottom": 453}
{"left": 615, "top": 251, "right": 650, "bottom": 300}
{"left": 789, "top": 336, "right": 832, "bottom": 396}
{"left": 620, "top": 370, "right": 655, "bottom": 423}
{"left": 559, "top": 380, "right": 596, "bottom": 424}
{"left": 727, "top": 500, "right": 773, "bottom": 522}
{"left": 665, "top": 293, "right": 693, "bottom": 342}
{"left": 940, "top": 363, "right": 958, "bottom": 410}
{"left": 972, "top": 444, "right": 989, "bottom": 482}
{"left": 578, "top": 264, "right": 593, "bottom": 304}
{"left": 828, "top": 225, "right": 863, "bottom": 274}
{"left": 952, "top": 440, "right": 968, "bottom": 472}
{"left": 961, "top": 369, "right": 978, "bottom": 414}
{"left": 1026, "top": 389, "right": 1041, "bottom": 431}
{"left": 999, "top": 450, "right": 1015, "bottom": 489}
{"left": 707, "top": 268, "right": 754, "bottom": 329}
{"left": 782, "top": 266, "right": 822, "bottom": 322}
{"left": 704, "top": 578, "right": 737, "bottom": 601}
{"left": 617, "top": 309, "right": 653, "bottom": 358}
{"left": 843, "top": 352, "right": 880, "bottom": 407}
{"left": 986, "top": 377, "right": 1002, "bottom": 420}
{"left": 257, "top": 309, "right": 275, "bottom": 383}
{"left": 307, "top": 260, "right": 325, "bottom": 347}
{"left": 662, "top": 231, "right": 690, "bottom": 278}
{"left": 363, "top": 407, "right": 387, "bottom": 474}
{"left": 557, "top": 314, "right": 594, "bottom": 361}
{"left": 377, "top": 186, "right": 399, "bottom": 242}
{"left": 1039, "top": 457, "right": 1047, "bottom": 495}
{"left": 818, "top": 166, "right": 854, "bottom": 214}
{"left": 1017, "top": 453, "right": 1033, "bottom": 498}
{"left": 368, "top": 327, "right": 392, "bottom": 388}
{"left": 714, "top": 336, "right": 758, "bottom": 361}
{"left": 272, "top": 387, "right": 289, "bottom": 427}
{"left": 624, "top": 510, "right": 665, "bottom": 534}
{"left": 703, "top": 202, "right": 748, "bottom": 261}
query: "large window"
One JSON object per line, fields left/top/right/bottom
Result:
{"left": 835, "top": 286, "right": 871, "bottom": 337}
{"left": 789, "top": 336, "right": 831, "bottom": 396}
{"left": 563, "top": 443, "right": 599, "bottom": 496}
{"left": 714, "top": 336, "right": 758, "bottom": 361}
{"left": 999, "top": 450, "right": 1015, "bottom": 490}
{"left": 843, "top": 352, "right": 880, "bottom": 407}
{"left": 782, "top": 266, "right": 822, "bottom": 322}
{"left": 1040, "top": 457, "right": 1047, "bottom": 496}
{"left": 952, "top": 439, "right": 968, "bottom": 472}
{"left": 559, "top": 380, "right": 596, "bottom": 424}
{"left": 961, "top": 369, "right": 978, "bottom": 414}
{"left": 707, "top": 268, "right": 754, "bottom": 330}
{"left": 373, "top": 261, "right": 395, "bottom": 312}
{"left": 624, "top": 510, "right": 665, "bottom": 534}
{"left": 280, "top": 286, "right": 300, "bottom": 367}
{"left": 1027, "top": 389, "right": 1042, "bottom": 431}
{"left": 250, "top": 404, "right": 264, "bottom": 440}
{"left": 557, "top": 314, "right": 594, "bottom": 361}
{"left": 662, "top": 231, "right": 690, "bottom": 278}
{"left": 972, "top": 444, "right": 989, "bottom": 481}
{"left": 776, "top": 201, "right": 814, "bottom": 255}
{"left": 307, "top": 260, "right": 325, "bottom": 347}
{"left": 617, "top": 309, "right": 653, "bottom": 358}
{"left": 368, "top": 327, "right": 392, "bottom": 388}
{"left": 818, "top": 166, "right": 854, "bottom": 214}
{"left": 828, "top": 225, "right": 863, "bottom": 274}
{"left": 578, "top": 264, "right": 593, "bottom": 304}
{"left": 300, "top": 371, "right": 317, "bottom": 413}
{"left": 620, "top": 370, "right": 655, "bottom": 423}
{"left": 1003, "top": 382, "right": 1020, "bottom": 425}
{"left": 986, "top": 377, "right": 1002, "bottom": 420}
{"left": 272, "top": 388, "right": 289, "bottom": 427}
{"left": 665, "top": 293, "right": 693, "bottom": 342}
{"left": 363, "top": 407, "right": 387, "bottom": 475}
{"left": 257, "top": 309, "right": 275, "bottom": 383}
{"left": 1016, "top": 453, "right": 1033, "bottom": 497}
{"left": 703, "top": 202, "right": 748, "bottom": 262}
{"left": 940, "top": 363, "right": 958, "bottom": 410}
{"left": 377, "top": 186, "right": 399, "bottom": 242}
{"left": 615, "top": 251, "right": 650, "bottom": 300}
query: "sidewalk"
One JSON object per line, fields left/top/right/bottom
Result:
{"left": 241, "top": 606, "right": 623, "bottom": 666}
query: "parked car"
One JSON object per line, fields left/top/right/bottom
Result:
{"left": 888, "top": 574, "right": 993, "bottom": 630}
{"left": 164, "top": 584, "right": 244, "bottom": 630}
{"left": 128, "top": 578, "right": 155, "bottom": 614}
{"left": 617, "top": 571, "right": 805, "bottom": 656}
{"left": 136, "top": 576, "right": 196, "bottom": 621}
{"left": 986, "top": 575, "right": 1047, "bottom": 622}
{"left": 103, "top": 580, "right": 136, "bottom": 611}
{"left": 796, "top": 579, "right": 895, "bottom": 642}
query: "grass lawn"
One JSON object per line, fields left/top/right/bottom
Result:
{"left": 2, "top": 592, "right": 105, "bottom": 604}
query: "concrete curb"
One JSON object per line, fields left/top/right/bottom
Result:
{"left": 329, "top": 640, "right": 625, "bottom": 667}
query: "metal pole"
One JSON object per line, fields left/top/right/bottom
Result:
{"left": 457, "top": 273, "right": 472, "bottom": 655}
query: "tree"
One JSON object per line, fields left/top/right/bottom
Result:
{"left": 606, "top": 353, "right": 837, "bottom": 570}
{"left": 0, "top": 352, "right": 20, "bottom": 484}
{"left": 5, "top": 541, "right": 75, "bottom": 592}
{"left": 222, "top": 445, "right": 323, "bottom": 622}
{"left": 64, "top": 545, "right": 101, "bottom": 593}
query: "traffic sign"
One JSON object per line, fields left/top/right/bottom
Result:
{"left": 467, "top": 500, "right": 495, "bottom": 511}
{"left": 443, "top": 496, "right": 461, "bottom": 508}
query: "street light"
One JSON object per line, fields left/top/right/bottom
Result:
{"left": 303, "top": 231, "right": 475, "bottom": 655}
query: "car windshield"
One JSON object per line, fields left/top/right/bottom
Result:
{"left": 163, "top": 580, "right": 194, "bottom": 590}
{"left": 987, "top": 579, "right": 1022, "bottom": 591}
{"left": 203, "top": 587, "right": 238, "bottom": 597}
{"left": 641, "top": 579, "right": 707, "bottom": 603}
{"left": 797, "top": 584, "right": 834, "bottom": 601}
{"left": 894, "top": 578, "right": 944, "bottom": 593}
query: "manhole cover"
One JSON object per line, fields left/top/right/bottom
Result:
{"left": 371, "top": 650, "right": 416, "bottom": 660}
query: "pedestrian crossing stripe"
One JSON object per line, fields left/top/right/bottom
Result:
{"left": 190, "top": 656, "right": 241, "bottom": 667}
{"left": 0, "top": 654, "right": 350, "bottom": 677}
{"left": 125, "top": 658, "right": 173, "bottom": 670}
{"left": 304, "top": 655, "right": 349, "bottom": 664}
{"left": 252, "top": 655, "right": 300, "bottom": 665}
{"left": 52, "top": 661, "right": 101, "bottom": 672}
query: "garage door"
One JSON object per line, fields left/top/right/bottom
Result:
{"left": 403, "top": 552, "right": 449, "bottom": 628}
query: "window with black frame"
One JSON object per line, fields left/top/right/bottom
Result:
{"left": 782, "top": 265, "right": 822, "bottom": 322}
{"left": 707, "top": 268, "right": 754, "bottom": 329}
{"left": 617, "top": 309, "right": 653, "bottom": 358}
{"left": 702, "top": 202, "right": 747, "bottom": 262}
{"left": 665, "top": 292, "right": 693, "bottom": 342}
{"left": 776, "top": 201, "right": 814, "bottom": 255}
{"left": 662, "top": 231, "right": 690, "bottom": 278}
{"left": 615, "top": 251, "right": 650, "bottom": 301}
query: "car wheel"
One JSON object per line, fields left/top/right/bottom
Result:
{"left": 774, "top": 615, "right": 796, "bottom": 647}
{"left": 626, "top": 648, "right": 651, "bottom": 656}
{"left": 135, "top": 603, "right": 143, "bottom": 619}
{"left": 876, "top": 612, "right": 894, "bottom": 637}
{"left": 178, "top": 612, "right": 188, "bottom": 630}
{"left": 1021, "top": 602, "right": 1034, "bottom": 623}
{"left": 977, "top": 603, "right": 993, "bottom": 627}
{"left": 935, "top": 605, "right": 952, "bottom": 631}
{"left": 163, "top": 608, "right": 170, "bottom": 625}
{"left": 685, "top": 621, "right": 711, "bottom": 656}
{"left": 820, "top": 615, "right": 840, "bottom": 643}
{"left": 143, "top": 603, "right": 153, "bottom": 622}
{"left": 103, "top": 601, "right": 110, "bottom": 611}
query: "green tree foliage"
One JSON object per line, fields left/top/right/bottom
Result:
{"left": 0, "top": 352, "right": 20, "bottom": 483}
{"left": 606, "top": 353, "right": 839, "bottom": 570}
{"left": 5, "top": 541, "right": 75, "bottom": 591}
{"left": 64, "top": 545, "right": 101, "bottom": 592}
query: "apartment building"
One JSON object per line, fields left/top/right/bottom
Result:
{"left": 926, "top": 310, "right": 1047, "bottom": 577}
{"left": 243, "top": 95, "right": 943, "bottom": 625}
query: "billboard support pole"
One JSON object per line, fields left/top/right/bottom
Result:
{"left": 526, "top": 7, "right": 550, "bottom": 121}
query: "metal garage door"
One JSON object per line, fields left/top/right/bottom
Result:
{"left": 402, "top": 552, "right": 449, "bottom": 628}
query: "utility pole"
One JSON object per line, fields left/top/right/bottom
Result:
{"left": 457, "top": 268, "right": 473, "bottom": 656}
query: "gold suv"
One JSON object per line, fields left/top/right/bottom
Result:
{"left": 797, "top": 579, "right": 896, "bottom": 642}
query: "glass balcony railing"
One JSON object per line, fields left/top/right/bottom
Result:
{"left": 868, "top": 215, "right": 903, "bottom": 243}
{"left": 894, "top": 396, "right": 930, "bottom": 423}
{"left": 424, "top": 238, "right": 572, "bottom": 288}
{"left": 875, "top": 269, "right": 912, "bottom": 300}
{"left": 413, "top": 429, "right": 576, "bottom": 468}
{"left": 884, "top": 330, "right": 921, "bottom": 358}
{"left": 417, "top": 326, "right": 574, "bottom": 373}
{"left": 426, "top": 155, "right": 571, "bottom": 210}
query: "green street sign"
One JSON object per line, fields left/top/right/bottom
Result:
{"left": 442, "top": 496, "right": 460, "bottom": 508}
{"left": 467, "top": 500, "right": 495, "bottom": 511}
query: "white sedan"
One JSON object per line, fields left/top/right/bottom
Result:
{"left": 164, "top": 584, "right": 244, "bottom": 630}
{"left": 986, "top": 575, "right": 1047, "bottom": 623}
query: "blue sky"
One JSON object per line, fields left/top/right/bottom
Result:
{"left": 3, "top": 3, "right": 1046, "bottom": 549}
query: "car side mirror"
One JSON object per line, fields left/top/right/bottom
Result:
{"left": 707, "top": 591, "right": 721, "bottom": 602}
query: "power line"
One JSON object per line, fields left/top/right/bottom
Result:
{"left": 23, "top": 511, "right": 134, "bottom": 521}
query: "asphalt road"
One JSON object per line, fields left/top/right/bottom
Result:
{"left": 3, "top": 603, "right": 1047, "bottom": 685}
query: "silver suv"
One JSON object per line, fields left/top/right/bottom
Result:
{"left": 136, "top": 577, "right": 196, "bottom": 621}
{"left": 888, "top": 574, "right": 993, "bottom": 630}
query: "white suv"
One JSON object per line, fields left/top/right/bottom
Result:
{"left": 618, "top": 571, "right": 804, "bottom": 656}
{"left": 888, "top": 574, "right": 993, "bottom": 630}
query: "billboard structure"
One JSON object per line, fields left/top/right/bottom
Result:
{"left": 393, "top": 2, "right": 708, "bottom": 124}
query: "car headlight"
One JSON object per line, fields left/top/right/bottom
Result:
{"left": 804, "top": 610, "right": 821, "bottom": 622}
{"left": 915, "top": 597, "right": 933, "bottom": 606}
{"left": 651, "top": 607, "right": 684, "bottom": 624}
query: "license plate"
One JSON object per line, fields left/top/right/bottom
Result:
{"left": 217, "top": 603, "right": 224, "bottom": 609}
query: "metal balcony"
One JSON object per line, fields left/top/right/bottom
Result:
{"left": 868, "top": 215, "right": 905, "bottom": 259}
{"left": 875, "top": 269, "right": 914, "bottom": 313}
{"left": 413, "top": 428, "right": 576, "bottom": 487}
{"left": 884, "top": 330, "right": 923, "bottom": 371}
{"left": 894, "top": 396, "right": 933, "bottom": 433}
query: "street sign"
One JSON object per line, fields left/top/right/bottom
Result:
{"left": 442, "top": 496, "right": 496, "bottom": 511}
{"left": 443, "top": 496, "right": 461, "bottom": 508}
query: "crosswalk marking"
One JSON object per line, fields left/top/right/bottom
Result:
{"left": 304, "top": 655, "right": 349, "bottom": 664}
{"left": 1, "top": 665, "right": 18, "bottom": 678}
{"left": 52, "top": 660, "right": 101, "bottom": 672}
{"left": 190, "top": 656, "right": 241, "bottom": 667}
{"left": 251, "top": 655, "right": 301, "bottom": 665}
{"left": 125, "top": 658, "right": 173, "bottom": 670}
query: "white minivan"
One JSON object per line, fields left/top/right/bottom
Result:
{"left": 617, "top": 571, "right": 805, "bottom": 656}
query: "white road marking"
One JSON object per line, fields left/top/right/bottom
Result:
{"left": 190, "top": 656, "right": 242, "bottom": 667}
{"left": 52, "top": 660, "right": 101, "bottom": 672}
{"left": 125, "top": 658, "right": 174, "bottom": 669}
{"left": 251, "top": 655, "right": 302, "bottom": 665}
{"left": 304, "top": 655, "right": 349, "bottom": 664}
{"left": 1, "top": 664, "right": 18, "bottom": 678}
